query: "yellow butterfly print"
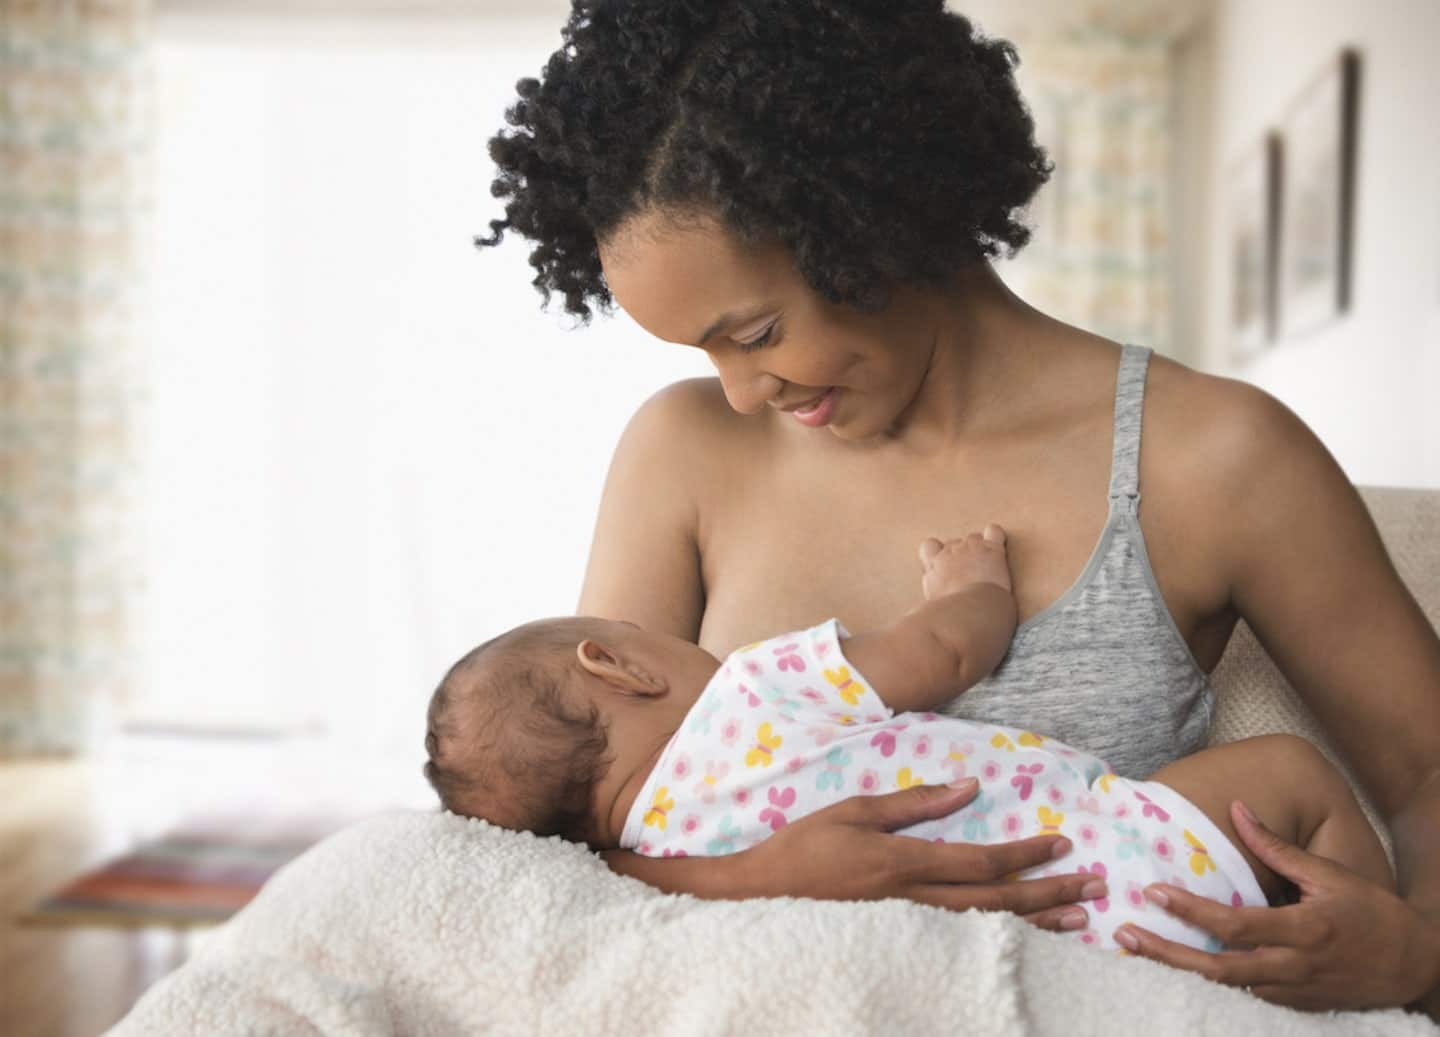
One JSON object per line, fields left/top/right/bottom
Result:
{"left": 990, "top": 732, "right": 1016, "bottom": 752}
{"left": 1096, "top": 772, "right": 1117, "bottom": 793}
{"left": 1037, "top": 805, "right": 1065, "bottom": 835}
{"left": 745, "top": 722, "right": 783, "bottom": 768}
{"left": 1184, "top": 829, "right": 1216, "bottom": 877}
{"left": 896, "top": 767, "right": 924, "bottom": 790}
{"left": 824, "top": 667, "right": 863, "bottom": 706}
{"left": 644, "top": 786, "right": 674, "bottom": 830}
{"left": 1018, "top": 731, "right": 1046, "bottom": 747}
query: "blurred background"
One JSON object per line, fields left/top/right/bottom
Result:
{"left": 2, "top": 0, "right": 1438, "bottom": 1031}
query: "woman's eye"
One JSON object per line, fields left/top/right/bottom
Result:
{"left": 735, "top": 322, "right": 777, "bottom": 353}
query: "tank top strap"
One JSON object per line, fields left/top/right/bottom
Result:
{"left": 1107, "top": 344, "right": 1153, "bottom": 513}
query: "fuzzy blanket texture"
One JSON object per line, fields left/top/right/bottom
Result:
{"left": 109, "top": 810, "right": 1437, "bottom": 1036}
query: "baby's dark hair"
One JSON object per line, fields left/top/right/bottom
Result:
{"left": 423, "top": 621, "right": 612, "bottom": 840}
{"left": 476, "top": 0, "right": 1052, "bottom": 321}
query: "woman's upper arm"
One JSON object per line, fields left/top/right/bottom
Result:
{"left": 577, "top": 378, "right": 718, "bottom": 640}
{"left": 1218, "top": 382, "right": 1440, "bottom": 818}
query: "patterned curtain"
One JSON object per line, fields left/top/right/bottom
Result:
{"left": 999, "top": 7, "right": 1195, "bottom": 353}
{"left": 0, "top": 0, "right": 151, "bottom": 754}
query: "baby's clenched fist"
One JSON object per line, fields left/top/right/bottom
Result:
{"left": 919, "top": 524, "right": 1013, "bottom": 601}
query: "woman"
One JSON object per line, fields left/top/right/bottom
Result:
{"left": 476, "top": 0, "right": 1440, "bottom": 1016}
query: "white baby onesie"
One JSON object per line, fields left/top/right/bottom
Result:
{"left": 619, "top": 619, "right": 1267, "bottom": 952}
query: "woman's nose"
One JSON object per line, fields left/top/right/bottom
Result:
{"left": 715, "top": 361, "right": 782, "bottom": 416}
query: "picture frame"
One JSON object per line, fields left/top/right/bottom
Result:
{"left": 1228, "top": 133, "right": 1281, "bottom": 361}
{"left": 1276, "top": 48, "right": 1361, "bottom": 340}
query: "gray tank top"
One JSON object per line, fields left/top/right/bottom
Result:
{"left": 938, "top": 344, "right": 1214, "bottom": 779}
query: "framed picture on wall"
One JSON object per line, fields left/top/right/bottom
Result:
{"left": 1228, "top": 134, "right": 1281, "bottom": 361}
{"left": 1277, "top": 48, "right": 1361, "bottom": 340}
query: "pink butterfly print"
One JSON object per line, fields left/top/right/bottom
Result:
{"left": 736, "top": 682, "right": 761, "bottom": 708}
{"left": 1231, "top": 891, "right": 1244, "bottom": 907}
{"left": 799, "top": 687, "right": 826, "bottom": 705}
{"left": 773, "top": 643, "right": 806, "bottom": 672}
{"left": 1074, "top": 793, "right": 1101, "bottom": 813}
{"left": 806, "top": 725, "right": 840, "bottom": 748}
{"left": 813, "top": 640, "right": 832, "bottom": 659}
{"left": 758, "top": 786, "right": 797, "bottom": 831}
{"left": 1010, "top": 762, "right": 1045, "bottom": 800}
{"left": 1078, "top": 861, "right": 1110, "bottom": 912}
{"left": 661, "top": 848, "right": 689, "bottom": 858}
{"left": 743, "top": 658, "right": 763, "bottom": 677}
{"left": 870, "top": 730, "right": 898, "bottom": 757}
{"left": 694, "top": 761, "right": 731, "bottom": 804}
{"left": 1134, "top": 791, "right": 1170, "bottom": 822}
{"left": 1125, "top": 881, "right": 1146, "bottom": 909}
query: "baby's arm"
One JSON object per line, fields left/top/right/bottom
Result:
{"left": 842, "top": 525, "right": 1017, "bottom": 713}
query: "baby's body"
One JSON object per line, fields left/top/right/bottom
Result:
{"left": 425, "top": 527, "right": 1393, "bottom": 952}
{"left": 621, "top": 617, "right": 1366, "bottom": 950}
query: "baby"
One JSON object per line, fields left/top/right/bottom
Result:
{"left": 423, "top": 526, "right": 1393, "bottom": 951}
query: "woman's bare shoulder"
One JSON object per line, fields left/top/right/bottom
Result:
{"left": 1142, "top": 353, "right": 1365, "bottom": 582}
{"left": 1144, "top": 354, "right": 1329, "bottom": 489}
{"left": 620, "top": 376, "right": 769, "bottom": 475}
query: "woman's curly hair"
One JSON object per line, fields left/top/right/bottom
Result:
{"left": 477, "top": 0, "right": 1052, "bottom": 322}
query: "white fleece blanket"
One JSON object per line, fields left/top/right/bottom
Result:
{"left": 111, "top": 811, "right": 1436, "bottom": 1036}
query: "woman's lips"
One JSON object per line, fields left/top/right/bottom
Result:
{"left": 790, "top": 388, "right": 837, "bottom": 428}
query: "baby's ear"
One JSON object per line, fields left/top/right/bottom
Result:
{"left": 575, "top": 639, "right": 667, "bottom": 695}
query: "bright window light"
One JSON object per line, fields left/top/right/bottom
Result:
{"left": 136, "top": 11, "right": 709, "bottom": 775}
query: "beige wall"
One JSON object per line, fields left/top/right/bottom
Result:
{"left": 1181, "top": 0, "right": 1440, "bottom": 488}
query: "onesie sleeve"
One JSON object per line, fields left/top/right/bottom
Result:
{"left": 720, "top": 619, "right": 893, "bottom": 728}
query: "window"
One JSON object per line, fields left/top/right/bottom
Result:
{"left": 135, "top": 8, "right": 708, "bottom": 780}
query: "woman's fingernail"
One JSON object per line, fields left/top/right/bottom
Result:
{"left": 1114, "top": 927, "right": 1140, "bottom": 951}
{"left": 1237, "top": 801, "right": 1260, "bottom": 826}
{"left": 1080, "top": 879, "right": 1108, "bottom": 900}
{"left": 1144, "top": 886, "right": 1169, "bottom": 908}
{"left": 1050, "top": 837, "right": 1073, "bottom": 859}
{"left": 948, "top": 777, "right": 978, "bottom": 791}
{"left": 1060, "top": 909, "right": 1087, "bottom": 930}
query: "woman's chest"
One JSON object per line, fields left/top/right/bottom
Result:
{"left": 696, "top": 437, "right": 1103, "bottom": 643}
{"left": 694, "top": 434, "right": 1233, "bottom": 671}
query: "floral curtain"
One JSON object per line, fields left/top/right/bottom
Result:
{"left": 1000, "top": 7, "right": 1196, "bottom": 353}
{"left": 1, "top": 0, "right": 150, "bottom": 754}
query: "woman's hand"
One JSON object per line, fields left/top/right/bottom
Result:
{"left": 733, "top": 778, "right": 1106, "bottom": 932}
{"left": 1113, "top": 802, "right": 1440, "bottom": 1013}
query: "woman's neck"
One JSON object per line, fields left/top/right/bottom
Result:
{"left": 866, "top": 263, "right": 1059, "bottom": 457}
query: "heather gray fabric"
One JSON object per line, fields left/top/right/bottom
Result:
{"left": 939, "top": 344, "right": 1213, "bottom": 779}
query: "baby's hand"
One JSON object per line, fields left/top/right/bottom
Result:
{"left": 919, "top": 525, "right": 1013, "bottom": 601}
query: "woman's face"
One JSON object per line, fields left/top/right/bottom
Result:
{"left": 597, "top": 210, "right": 942, "bottom": 441}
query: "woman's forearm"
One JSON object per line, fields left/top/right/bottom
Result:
{"left": 1389, "top": 767, "right": 1440, "bottom": 1018}
{"left": 600, "top": 848, "right": 755, "bottom": 900}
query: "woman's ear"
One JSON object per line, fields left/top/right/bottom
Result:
{"left": 575, "top": 639, "right": 668, "bottom": 696}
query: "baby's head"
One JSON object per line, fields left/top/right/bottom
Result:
{"left": 423, "top": 617, "right": 715, "bottom": 846}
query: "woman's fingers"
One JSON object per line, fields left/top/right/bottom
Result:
{"left": 1021, "top": 904, "right": 1090, "bottom": 933}
{"left": 918, "top": 537, "right": 944, "bottom": 566}
{"left": 1230, "top": 800, "right": 1335, "bottom": 890}
{"left": 1136, "top": 883, "right": 1307, "bottom": 949}
{"left": 1114, "top": 924, "right": 1308, "bottom": 990}
{"left": 915, "top": 833, "right": 1077, "bottom": 884}
{"left": 837, "top": 779, "right": 982, "bottom": 830}
{"left": 913, "top": 870, "right": 1101, "bottom": 916}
